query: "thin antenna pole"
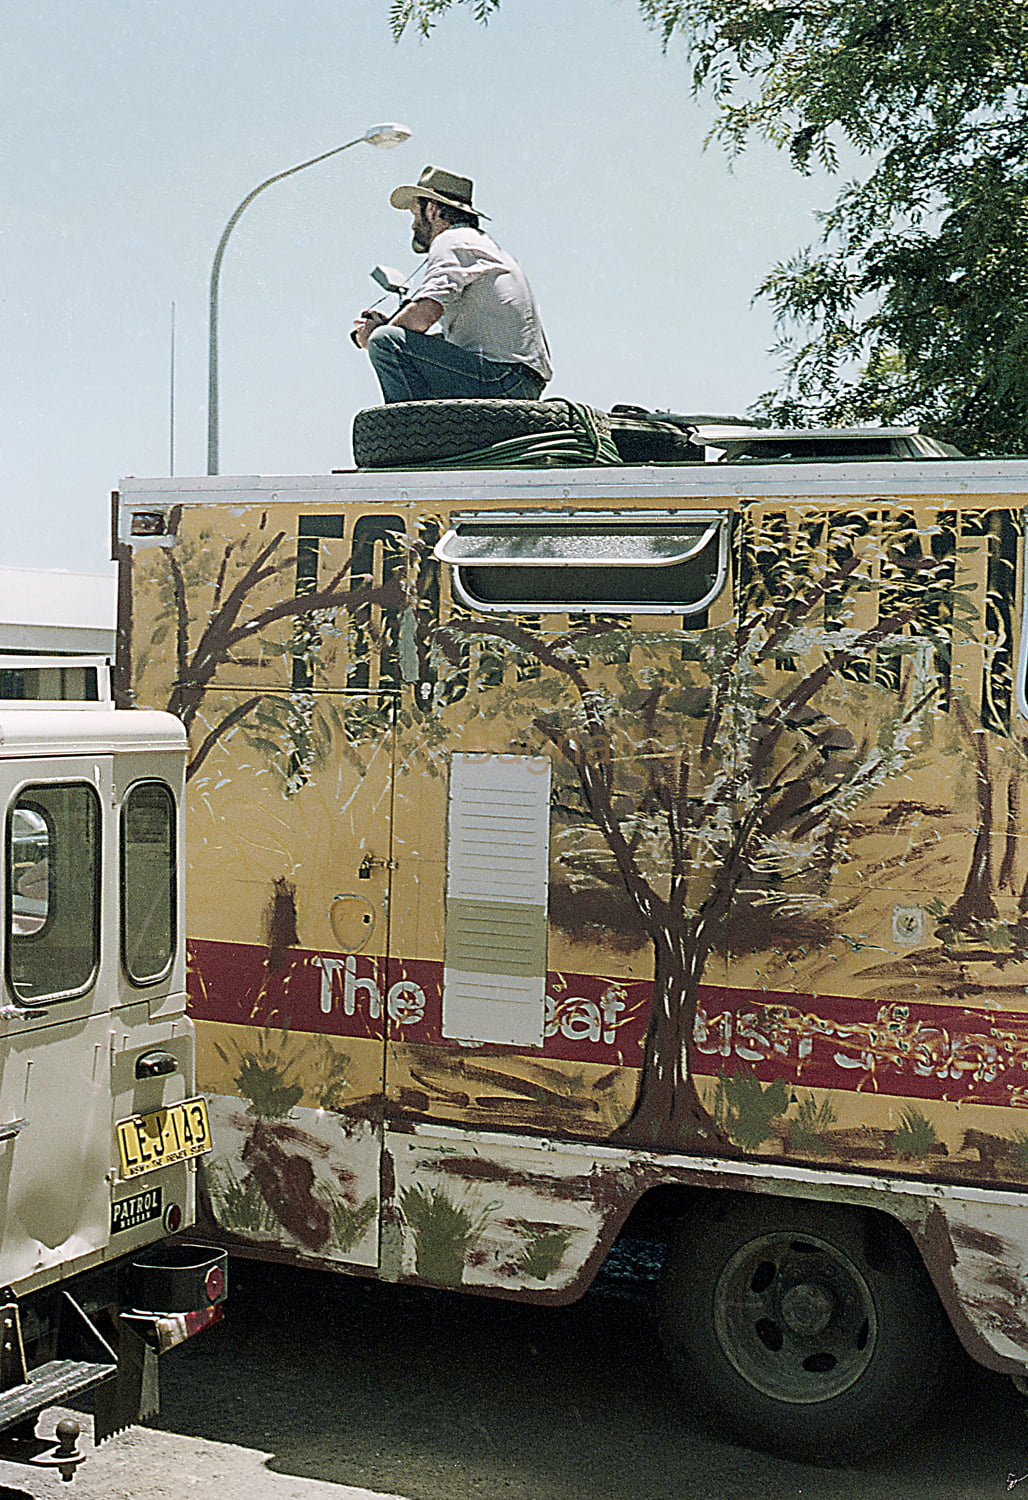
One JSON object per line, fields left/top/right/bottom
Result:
{"left": 169, "top": 301, "right": 176, "bottom": 476}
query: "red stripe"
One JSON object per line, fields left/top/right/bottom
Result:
{"left": 188, "top": 938, "right": 1028, "bottom": 1105}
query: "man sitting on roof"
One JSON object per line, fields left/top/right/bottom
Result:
{"left": 352, "top": 166, "right": 551, "bottom": 404}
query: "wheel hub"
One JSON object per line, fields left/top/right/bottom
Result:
{"left": 713, "top": 1229, "right": 878, "bottom": 1404}
{"left": 780, "top": 1280, "right": 835, "bottom": 1337}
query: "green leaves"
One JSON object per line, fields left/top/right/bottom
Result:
{"left": 385, "top": 0, "right": 1028, "bottom": 452}
{"left": 696, "top": 1, "right": 1028, "bottom": 450}
{"left": 388, "top": 0, "right": 500, "bottom": 37}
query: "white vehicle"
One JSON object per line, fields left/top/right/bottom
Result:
{"left": 0, "top": 657, "right": 224, "bottom": 1480}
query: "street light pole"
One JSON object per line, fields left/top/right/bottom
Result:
{"left": 206, "top": 123, "right": 411, "bottom": 475}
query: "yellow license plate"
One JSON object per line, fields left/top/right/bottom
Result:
{"left": 116, "top": 1097, "right": 212, "bottom": 1180}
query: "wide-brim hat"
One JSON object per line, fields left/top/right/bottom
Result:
{"left": 390, "top": 165, "right": 489, "bottom": 219}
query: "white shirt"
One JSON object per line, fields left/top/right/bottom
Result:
{"left": 417, "top": 227, "right": 552, "bottom": 383}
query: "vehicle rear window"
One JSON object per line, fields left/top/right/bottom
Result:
{"left": 7, "top": 783, "right": 100, "bottom": 1003}
{"left": 121, "top": 781, "right": 176, "bottom": 985}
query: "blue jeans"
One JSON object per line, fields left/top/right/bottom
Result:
{"left": 367, "top": 325, "right": 544, "bottom": 403}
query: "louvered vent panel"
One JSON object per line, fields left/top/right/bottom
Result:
{"left": 443, "top": 753, "right": 550, "bottom": 1046}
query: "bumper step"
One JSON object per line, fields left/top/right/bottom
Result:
{"left": 0, "top": 1358, "right": 115, "bottom": 1428}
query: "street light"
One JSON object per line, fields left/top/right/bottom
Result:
{"left": 206, "top": 122, "right": 412, "bottom": 475}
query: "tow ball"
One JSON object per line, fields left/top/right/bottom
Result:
{"left": 30, "top": 1417, "right": 86, "bottom": 1481}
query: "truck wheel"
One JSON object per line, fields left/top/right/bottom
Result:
{"left": 658, "top": 1194, "right": 951, "bottom": 1464}
{"left": 352, "top": 399, "right": 601, "bottom": 468}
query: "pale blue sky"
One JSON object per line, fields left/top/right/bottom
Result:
{"left": 1, "top": 0, "right": 840, "bottom": 571}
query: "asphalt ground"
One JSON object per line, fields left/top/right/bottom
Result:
{"left": 2, "top": 1240, "right": 1027, "bottom": 1499}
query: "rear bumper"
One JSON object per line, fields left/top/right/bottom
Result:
{"left": 0, "top": 1242, "right": 228, "bottom": 1454}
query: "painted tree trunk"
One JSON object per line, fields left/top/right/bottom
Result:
{"left": 949, "top": 701, "right": 999, "bottom": 930}
{"left": 611, "top": 924, "right": 727, "bottom": 1151}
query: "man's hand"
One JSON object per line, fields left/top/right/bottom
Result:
{"left": 352, "top": 297, "right": 445, "bottom": 349}
{"left": 351, "top": 309, "right": 388, "bottom": 349}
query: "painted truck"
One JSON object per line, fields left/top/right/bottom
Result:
{"left": 115, "top": 442, "right": 1028, "bottom": 1463}
{"left": 0, "top": 657, "right": 225, "bottom": 1480}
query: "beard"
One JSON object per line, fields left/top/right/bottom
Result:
{"left": 411, "top": 208, "right": 432, "bottom": 254}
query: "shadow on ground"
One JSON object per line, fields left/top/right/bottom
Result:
{"left": 84, "top": 1242, "right": 1028, "bottom": 1500}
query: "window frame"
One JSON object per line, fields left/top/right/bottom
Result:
{"left": 6, "top": 780, "right": 101, "bottom": 1006}
{"left": 120, "top": 778, "right": 178, "bottom": 988}
{"left": 435, "top": 509, "right": 729, "bottom": 616}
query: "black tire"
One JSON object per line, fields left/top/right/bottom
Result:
{"left": 658, "top": 1194, "right": 952, "bottom": 1465}
{"left": 352, "top": 398, "right": 606, "bottom": 468}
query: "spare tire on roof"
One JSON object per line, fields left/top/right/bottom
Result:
{"left": 352, "top": 398, "right": 610, "bottom": 469}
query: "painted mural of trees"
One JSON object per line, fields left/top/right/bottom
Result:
{"left": 933, "top": 509, "right": 1028, "bottom": 952}
{"left": 118, "top": 521, "right": 401, "bottom": 781}
{"left": 124, "top": 502, "right": 987, "bottom": 1155}
{"left": 422, "top": 509, "right": 961, "bottom": 1149}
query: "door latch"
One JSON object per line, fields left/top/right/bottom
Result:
{"left": 358, "top": 854, "right": 397, "bottom": 879}
{"left": 135, "top": 1049, "right": 179, "bottom": 1080}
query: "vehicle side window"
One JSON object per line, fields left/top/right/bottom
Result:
{"left": 435, "top": 513, "right": 727, "bottom": 616}
{"left": 121, "top": 781, "right": 176, "bottom": 985}
{"left": 7, "top": 783, "right": 100, "bottom": 1002}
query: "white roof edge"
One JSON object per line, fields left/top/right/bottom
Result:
{"left": 118, "top": 461, "right": 1028, "bottom": 503}
{"left": 0, "top": 708, "right": 186, "bottom": 753}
